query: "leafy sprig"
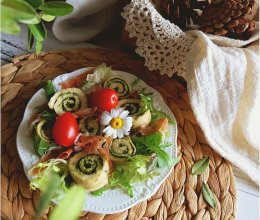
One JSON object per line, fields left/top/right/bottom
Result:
{"left": 0, "top": 0, "right": 73, "bottom": 54}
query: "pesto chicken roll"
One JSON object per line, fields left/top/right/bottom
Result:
{"left": 110, "top": 137, "right": 136, "bottom": 163}
{"left": 104, "top": 76, "right": 130, "bottom": 98}
{"left": 48, "top": 88, "right": 87, "bottom": 115}
{"left": 69, "top": 151, "right": 109, "bottom": 191}
{"left": 117, "top": 99, "right": 152, "bottom": 129}
{"left": 79, "top": 115, "right": 103, "bottom": 136}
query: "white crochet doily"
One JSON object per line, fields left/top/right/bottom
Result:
{"left": 122, "top": 0, "right": 259, "bottom": 77}
{"left": 121, "top": 0, "right": 195, "bottom": 77}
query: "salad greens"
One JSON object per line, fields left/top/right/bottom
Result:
{"left": 39, "top": 110, "right": 57, "bottom": 121}
{"left": 92, "top": 155, "right": 159, "bottom": 197}
{"left": 44, "top": 80, "right": 55, "bottom": 99}
{"left": 32, "top": 126, "right": 55, "bottom": 156}
{"left": 139, "top": 91, "right": 175, "bottom": 124}
{"left": 133, "top": 132, "right": 174, "bottom": 167}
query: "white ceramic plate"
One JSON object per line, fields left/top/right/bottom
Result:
{"left": 17, "top": 67, "right": 178, "bottom": 214}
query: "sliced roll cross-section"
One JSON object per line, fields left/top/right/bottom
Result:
{"left": 104, "top": 76, "right": 130, "bottom": 99}
{"left": 117, "top": 99, "right": 151, "bottom": 129}
{"left": 69, "top": 151, "right": 109, "bottom": 191}
{"left": 79, "top": 114, "right": 103, "bottom": 136}
{"left": 48, "top": 88, "right": 87, "bottom": 115}
{"left": 110, "top": 137, "right": 136, "bottom": 163}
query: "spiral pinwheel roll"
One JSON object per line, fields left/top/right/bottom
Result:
{"left": 104, "top": 76, "right": 130, "bottom": 98}
{"left": 35, "top": 119, "right": 52, "bottom": 142}
{"left": 117, "top": 99, "right": 151, "bottom": 129}
{"left": 69, "top": 151, "right": 109, "bottom": 191}
{"left": 79, "top": 115, "right": 102, "bottom": 136}
{"left": 110, "top": 137, "right": 136, "bottom": 163}
{"left": 48, "top": 88, "right": 87, "bottom": 115}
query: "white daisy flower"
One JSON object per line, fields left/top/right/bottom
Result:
{"left": 101, "top": 108, "right": 133, "bottom": 139}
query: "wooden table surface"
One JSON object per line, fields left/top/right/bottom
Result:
{"left": 1, "top": 25, "right": 259, "bottom": 220}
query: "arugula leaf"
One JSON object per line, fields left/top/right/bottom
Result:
{"left": 39, "top": 110, "right": 57, "bottom": 121}
{"left": 32, "top": 126, "right": 55, "bottom": 156}
{"left": 139, "top": 92, "right": 175, "bottom": 124}
{"left": 43, "top": 80, "right": 55, "bottom": 99}
{"left": 133, "top": 132, "right": 175, "bottom": 167}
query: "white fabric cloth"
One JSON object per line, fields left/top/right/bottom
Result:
{"left": 52, "top": 0, "right": 119, "bottom": 42}
{"left": 122, "top": 0, "right": 260, "bottom": 184}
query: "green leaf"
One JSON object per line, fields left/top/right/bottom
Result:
{"left": 28, "top": 20, "right": 47, "bottom": 41}
{"left": 39, "top": 110, "right": 57, "bottom": 121}
{"left": 27, "top": 28, "right": 35, "bottom": 51}
{"left": 35, "top": 174, "right": 60, "bottom": 220}
{"left": 192, "top": 157, "right": 210, "bottom": 175}
{"left": 1, "top": 0, "right": 40, "bottom": 24}
{"left": 39, "top": 2, "right": 73, "bottom": 16}
{"left": 202, "top": 183, "right": 217, "bottom": 209}
{"left": 0, "top": 17, "right": 20, "bottom": 35}
{"left": 32, "top": 126, "right": 55, "bottom": 156}
{"left": 35, "top": 40, "right": 43, "bottom": 55}
{"left": 40, "top": 13, "right": 56, "bottom": 22}
{"left": 43, "top": 80, "right": 55, "bottom": 99}
{"left": 49, "top": 185, "right": 85, "bottom": 220}
{"left": 24, "top": 0, "right": 44, "bottom": 8}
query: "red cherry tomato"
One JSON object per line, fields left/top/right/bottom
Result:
{"left": 52, "top": 112, "right": 79, "bottom": 147}
{"left": 89, "top": 88, "right": 118, "bottom": 111}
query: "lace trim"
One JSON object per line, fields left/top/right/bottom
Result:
{"left": 121, "top": 0, "right": 195, "bottom": 77}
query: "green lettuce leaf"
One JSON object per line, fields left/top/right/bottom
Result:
{"left": 43, "top": 80, "right": 55, "bottom": 99}
{"left": 92, "top": 155, "right": 158, "bottom": 197}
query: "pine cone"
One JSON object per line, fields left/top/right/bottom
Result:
{"left": 161, "top": 0, "right": 209, "bottom": 30}
{"left": 198, "top": 0, "right": 256, "bottom": 39}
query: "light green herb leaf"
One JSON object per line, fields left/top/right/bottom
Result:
{"left": 40, "top": 13, "right": 56, "bottom": 22}
{"left": 1, "top": 0, "right": 40, "bottom": 24}
{"left": 39, "top": 110, "right": 57, "bottom": 121}
{"left": 43, "top": 80, "right": 55, "bottom": 99}
{"left": 35, "top": 40, "right": 43, "bottom": 55}
{"left": 0, "top": 17, "right": 20, "bottom": 35}
{"left": 49, "top": 185, "right": 85, "bottom": 220}
{"left": 192, "top": 157, "right": 210, "bottom": 175}
{"left": 202, "top": 183, "right": 217, "bottom": 209}
{"left": 24, "top": 0, "right": 44, "bottom": 8}
{"left": 35, "top": 174, "right": 60, "bottom": 220}
{"left": 27, "top": 28, "right": 34, "bottom": 51}
{"left": 40, "top": 2, "right": 73, "bottom": 16}
{"left": 28, "top": 20, "right": 47, "bottom": 41}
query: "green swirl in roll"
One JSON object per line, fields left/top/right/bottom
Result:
{"left": 79, "top": 115, "right": 102, "bottom": 135}
{"left": 104, "top": 76, "right": 130, "bottom": 98}
{"left": 110, "top": 137, "right": 136, "bottom": 163}
{"left": 117, "top": 99, "right": 152, "bottom": 129}
{"left": 69, "top": 152, "right": 109, "bottom": 191}
{"left": 48, "top": 88, "right": 87, "bottom": 115}
{"left": 77, "top": 154, "right": 103, "bottom": 175}
{"left": 117, "top": 99, "right": 142, "bottom": 116}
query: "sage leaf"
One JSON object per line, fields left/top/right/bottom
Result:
{"left": 35, "top": 174, "right": 60, "bottom": 220}
{"left": 1, "top": 0, "right": 40, "bottom": 24}
{"left": 202, "top": 183, "right": 217, "bottom": 209}
{"left": 49, "top": 185, "right": 85, "bottom": 220}
{"left": 24, "top": 0, "right": 44, "bottom": 9}
{"left": 192, "top": 157, "right": 209, "bottom": 175}
{"left": 39, "top": 2, "right": 73, "bottom": 16}
{"left": 28, "top": 20, "right": 47, "bottom": 41}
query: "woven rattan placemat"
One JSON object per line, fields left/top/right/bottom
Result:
{"left": 1, "top": 48, "right": 237, "bottom": 220}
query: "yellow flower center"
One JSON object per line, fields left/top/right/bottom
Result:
{"left": 110, "top": 117, "right": 123, "bottom": 129}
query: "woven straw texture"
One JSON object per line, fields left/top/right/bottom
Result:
{"left": 1, "top": 48, "right": 237, "bottom": 220}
